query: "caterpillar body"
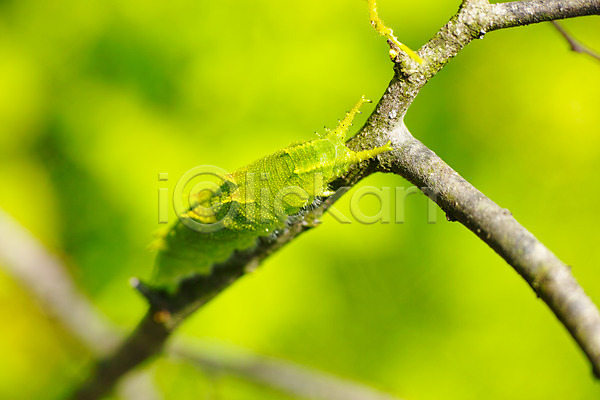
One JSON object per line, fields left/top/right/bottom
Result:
{"left": 152, "top": 97, "right": 392, "bottom": 288}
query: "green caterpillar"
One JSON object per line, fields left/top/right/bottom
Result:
{"left": 152, "top": 96, "right": 392, "bottom": 289}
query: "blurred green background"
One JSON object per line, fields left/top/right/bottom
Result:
{"left": 1, "top": 0, "right": 599, "bottom": 398}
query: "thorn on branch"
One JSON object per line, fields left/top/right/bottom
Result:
{"left": 445, "top": 212, "right": 458, "bottom": 222}
{"left": 130, "top": 277, "right": 172, "bottom": 313}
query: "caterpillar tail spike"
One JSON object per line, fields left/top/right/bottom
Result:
{"left": 367, "top": 0, "right": 423, "bottom": 64}
{"left": 326, "top": 95, "right": 370, "bottom": 141}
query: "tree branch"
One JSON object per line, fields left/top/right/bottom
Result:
{"left": 70, "top": 1, "right": 600, "bottom": 398}
{"left": 375, "top": 122, "right": 600, "bottom": 378}
{"left": 70, "top": 191, "right": 346, "bottom": 399}
{"left": 0, "top": 208, "right": 398, "bottom": 400}
{"left": 486, "top": 0, "right": 600, "bottom": 31}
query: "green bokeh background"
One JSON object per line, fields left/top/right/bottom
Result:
{"left": 1, "top": 0, "right": 599, "bottom": 399}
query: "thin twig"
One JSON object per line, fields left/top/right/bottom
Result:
{"left": 115, "top": 369, "right": 163, "bottom": 400}
{"left": 170, "top": 342, "right": 403, "bottom": 400}
{"left": 0, "top": 208, "right": 121, "bottom": 356}
{"left": 552, "top": 21, "right": 600, "bottom": 61}
{"left": 70, "top": 1, "right": 600, "bottom": 398}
